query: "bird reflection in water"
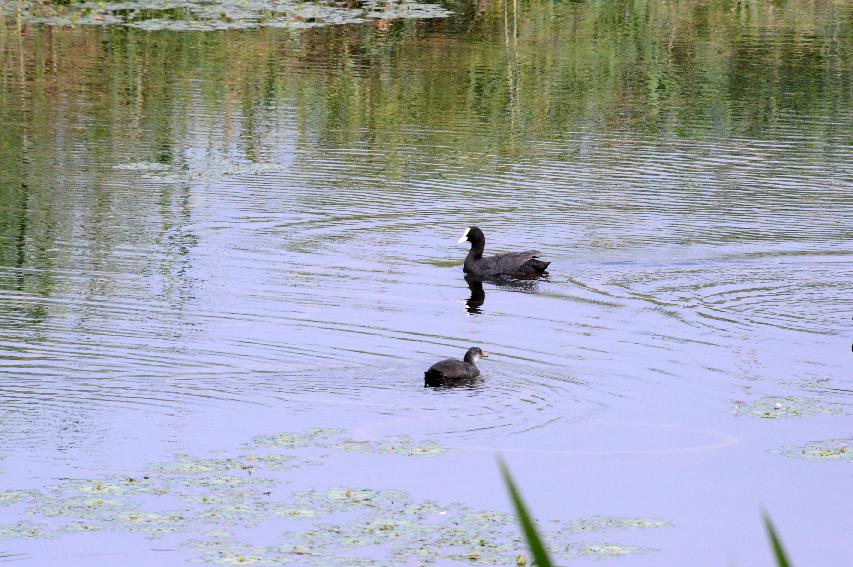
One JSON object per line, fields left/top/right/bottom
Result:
{"left": 463, "top": 274, "right": 547, "bottom": 314}
{"left": 464, "top": 275, "right": 486, "bottom": 313}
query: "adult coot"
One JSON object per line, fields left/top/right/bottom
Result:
{"left": 424, "top": 347, "right": 488, "bottom": 387}
{"left": 458, "top": 226, "right": 550, "bottom": 277}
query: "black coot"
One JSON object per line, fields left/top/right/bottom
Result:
{"left": 424, "top": 347, "right": 489, "bottom": 387}
{"left": 458, "top": 226, "right": 550, "bottom": 277}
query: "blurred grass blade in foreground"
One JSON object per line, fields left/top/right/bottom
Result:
{"left": 763, "top": 512, "right": 793, "bottom": 567}
{"left": 499, "top": 458, "right": 554, "bottom": 567}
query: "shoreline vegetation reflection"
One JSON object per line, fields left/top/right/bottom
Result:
{"left": 2, "top": 0, "right": 849, "bottom": 153}
{"left": 0, "top": 0, "right": 850, "bottom": 565}
{"left": 2, "top": 0, "right": 849, "bottom": 292}
{"left": 3, "top": 0, "right": 454, "bottom": 30}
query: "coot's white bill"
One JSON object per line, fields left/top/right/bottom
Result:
{"left": 457, "top": 227, "right": 471, "bottom": 243}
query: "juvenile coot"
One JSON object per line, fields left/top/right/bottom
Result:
{"left": 424, "top": 347, "right": 488, "bottom": 387}
{"left": 458, "top": 226, "right": 550, "bottom": 277}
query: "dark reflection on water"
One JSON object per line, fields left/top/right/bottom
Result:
{"left": 464, "top": 275, "right": 485, "bottom": 313}
{"left": 0, "top": 0, "right": 852, "bottom": 565}
{"left": 463, "top": 274, "right": 548, "bottom": 313}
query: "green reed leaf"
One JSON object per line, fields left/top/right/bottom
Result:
{"left": 763, "top": 512, "right": 792, "bottom": 567}
{"left": 499, "top": 458, "right": 554, "bottom": 567}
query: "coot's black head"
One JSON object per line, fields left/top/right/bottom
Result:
{"left": 457, "top": 226, "right": 485, "bottom": 246}
{"left": 463, "top": 346, "right": 489, "bottom": 364}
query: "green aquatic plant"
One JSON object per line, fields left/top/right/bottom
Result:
{"left": 0, "top": 489, "right": 38, "bottom": 507}
{"left": 500, "top": 460, "right": 798, "bottom": 567}
{"left": 499, "top": 459, "right": 554, "bottom": 567}
{"left": 250, "top": 427, "right": 343, "bottom": 449}
{"left": 770, "top": 438, "right": 851, "bottom": 462}
{"left": 732, "top": 396, "right": 844, "bottom": 419}
{"left": 333, "top": 435, "right": 447, "bottom": 457}
{"left": 563, "top": 515, "right": 671, "bottom": 534}
{"left": 184, "top": 482, "right": 661, "bottom": 565}
{"left": 0, "top": 521, "right": 52, "bottom": 541}
{"left": 0, "top": 429, "right": 668, "bottom": 563}
{"left": 576, "top": 544, "right": 652, "bottom": 558}
{"left": 250, "top": 428, "right": 447, "bottom": 457}
{"left": 764, "top": 513, "right": 793, "bottom": 567}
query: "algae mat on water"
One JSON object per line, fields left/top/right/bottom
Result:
{"left": 2, "top": 0, "right": 452, "bottom": 30}
{"left": 771, "top": 438, "right": 852, "bottom": 462}
{"left": 732, "top": 396, "right": 845, "bottom": 420}
{"left": 0, "top": 428, "right": 670, "bottom": 565}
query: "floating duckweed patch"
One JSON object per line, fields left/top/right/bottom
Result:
{"left": 576, "top": 544, "right": 654, "bottom": 558}
{"left": 291, "top": 487, "right": 411, "bottom": 513}
{"left": 193, "top": 501, "right": 284, "bottom": 525}
{"left": 62, "top": 477, "right": 162, "bottom": 496}
{"left": 32, "top": 495, "right": 132, "bottom": 521}
{"left": 181, "top": 474, "right": 276, "bottom": 490}
{"left": 0, "top": 489, "right": 38, "bottom": 507}
{"left": 57, "top": 521, "right": 102, "bottom": 535}
{"left": 250, "top": 428, "right": 343, "bottom": 449}
{"left": 154, "top": 453, "right": 322, "bottom": 483}
{"left": 111, "top": 511, "right": 192, "bottom": 536}
{"left": 58, "top": 476, "right": 169, "bottom": 498}
{"left": 268, "top": 488, "right": 661, "bottom": 564}
{"left": 0, "top": 428, "right": 667, "bottom": 563}
{"left": 188, "top": 538, "right": 376, "bottom": 566}
{"left": 242, "top": 455, "right": 302, "bottom": 470}
{"left": 771, "top": 438, "right": 852, "bottom": 462}
{"left": 8, "top": 0, "right": 452, "bottom": 31}
{"left": 250, "top": 428, "right": 447, "bottom": 457}
{"left": 0, "top": 521, "right": 52, "bottom": 540}
{"left": 732, "top": 396, "right": 844, "bottom": 419}
{"left": 272, "top": 507, "right": 318, "bottom": 519}
{"left": 333, "top": 435, "right": 447, "bottom": 457}
{"left": 563, "top": 516, "right": 672, "bottom": 533}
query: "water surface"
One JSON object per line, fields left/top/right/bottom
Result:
{"left": 0, "top": 0, "right": 851, "bottom": 564}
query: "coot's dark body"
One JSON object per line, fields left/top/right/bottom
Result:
{"left": 459, "top": 226, "right": 550, "bottom": 278}
{"left": 424, "top": 347, "right": 488, "bottom": 387}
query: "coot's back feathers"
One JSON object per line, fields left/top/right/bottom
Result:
{"left": 470, "top": 250, "right": 549, "bottom": 277}
{"left": 424, "top": 347, "right": 488, "bottom": 387}
{"left": 424, "top": 359, "right": 479, "bottom": 385}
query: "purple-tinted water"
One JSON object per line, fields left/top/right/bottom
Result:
{"left": 0, "top": 1, "right": 851, "bottom": 564}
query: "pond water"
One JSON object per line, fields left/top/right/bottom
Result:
{"left": 0, "top": 0, "right": 851, "bottom": 564}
